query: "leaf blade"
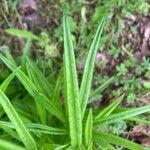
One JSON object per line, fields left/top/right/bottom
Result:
{"left": 0, "top": 90, "right": 37, "bottom": 150}
{"left": 94, "top": 131, "right": 144, "bottom": 150}
{"left": 0, "top": 53, "right": 65, "bottom": 123}
{"left": 94, "top": 105, "right": 150, "bottom": 126}
{"left": 85, "top": 109, "right": 93, "bottom": 147}
{"left": 95, "top": 95, "right": 124, "bottom": 120}
{"left": 63, "top": 7, "right": 82, "bottom": 146}
{"left": 0, "top": 139, "right": 26, "bottom": 150}
{"left": 6, "top": 28, "right": 40, "bottom": 40}
{"left": 0, "top": 121, "right": 67, "bottom": 135}
{"left": 90, "top": 77, "right": 115, "bottom": 99}
{"left": 0, "top": 67, "right": 21, "bottom": 92}
{"left": 80, "top": 16, "right": 106, "bottom": 117}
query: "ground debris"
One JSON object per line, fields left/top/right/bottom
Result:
{"left": 121, "top": 13, "right": 150, "bottom": 62}
{"left": 128, "top": 125, "right": 150, "bottom": 148}
{"left": 18, "top": 0, "right": 38, "bottom": 15}
{"left": 18, "top": 0, "right": 40, "bottom": 30}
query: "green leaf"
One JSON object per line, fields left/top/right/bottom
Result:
{"left": 63, "top": 6, "right": 82, "bottom": 146}
{"left": 0, "top": 67, "right": 21, "bottom": 92}
{"left": 26, "top": 58, "right": 52, "bottom": 98}
{"left": 0, "top": 90, "right": 37, "bottom": 150}
{"left": 90, "top": 77, "right": 115, "bottom": 99}
{"left": 0, "top": 54, "right": 65, "bottom": 123}
{"left": 92, "top": 5, "right": 107, "bottom": 24}
{"left": 128, "top": 117, "right": 150, "bottom": 125}
{"left": 34, "top": 101, "right": 47, "bottom": 124}
{"left": 80, "top": 16, "right": 106, "bottom": 117}
{"left": 51, "top": 71, "right": 62, "bottom": 106}
{"left": 21, "top": 39, "right": 32, "bottom": 70}
{"left": 0, "top": 67, "right": 24, "bottom": 141}
{"left": 55, "top": 144, "right": 70, "bottom": 150}
{"left": 94, "top": 105, "right": 150, "bottom": 126}
{"left": 26, "top": 58, "right": 53, "bottom": 124}
{"left": 94, "top": 131, "right": 144, "bottom": 150}
{"left": 1, "top": 49, "right": 17, "bottom": 65}
{"left": 0, "top": 124, "right": 20, "bottom": 141}
{"left": 25, "top": 123, "right": 67, "bottom": 135}
{"left": 87, "top": 143, "right": 93, "bottom": 150}
{"left": 0, "top": 121, "right": 67, "bottom": 135}
{"left": 0, "top": 139, "right": 26, "bottom": 150}
{"left": 85, "top": 109, "right": 93, "bottom": 148}
{"left": 143, "top": 82, "right": 150, "bottom": 89}
{"left": 6, "top": 28, "right": 40, "bottom": 40}
{"left": 95, "top": 95, "right": 124, "bottom": 120}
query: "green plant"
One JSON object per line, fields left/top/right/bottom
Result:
{"left": 114, "top": 56, "right": 149, "bottom": 104}
{"left": 109, "top": 45, "right": 121, "bottom": 58}
{"left": 0, "top": 6, "right": 150, "bottom": 150}
{"left": 116, "top": 63, "right": 128, "bottom": 75}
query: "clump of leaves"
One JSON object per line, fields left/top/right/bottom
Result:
{"left": 0, "top": 6, "right": 150, "bottom": 150}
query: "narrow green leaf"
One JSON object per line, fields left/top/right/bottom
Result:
{"left": 63, "top": 7, "right": 82, "bottom": 146}
{"left": 87, "top": 143, "right": 93, "bottom": 150}
{"left": 80, "top": 16, "right": 106, "bottom": 117}
{"left": 95, "top": 95, "right": 124, "bottom": 120}
{"left": 34, "top": 101, "right": 47, "bottom": 124}
{"left": 1, "top": 49, "right": 16, "bottom": 65}
{"left": 85, "top": 109, "right": 93, "bottom": 147}
{"left": 0, "top": 54, "right": 65, "bottom": 123}
{"left": 52, "top": 71, "right": 62, "bottom": 105}
{"left": 0, "top": 121, "right": 67, "bottom": 135}
{"left": 25, "top": 123, "right": 67, "bottom": 135}
{"left": 0, "top": 90, "right": 37, "bottom": 150}
{"left": 94, "top": 131, "right": 144, "bottom": 150}
{"left": 55, "top": 144, "right": 70, "bottom": 150}
{"left": 26, "top": 58, "right": 53, "bottom": 124}
{"left": 0, "top": 124, "right": 20, "bottom": 141}
{"left": 0, "top": 67, "right": 21, "bottom": 92}
{"left": 26, "top": 58, "right": 52, "bottom": 98}
{"left": 90, "top": 77, "right": 115, "bottom": 99}
{"left": 0, "top": 66, "right": 24, "bottom": 124}
{"left": 21, "top": 39, "right": 32, "bottom": 70}
{"left": 128, "top": 117, "right": 150, "bottom": 125}
{"left": 0, "top": 139, "right": 26, "bottom": 150}
{"left": 94, "top": 105, "right": 150, "bottom": 126}
{"left": 6, "top": 28, "right": 40, "bottom": 40}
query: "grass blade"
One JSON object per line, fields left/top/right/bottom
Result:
{"left": 94, "top": 131, "right": 144, "bottom": 150}
{"left": 0, "top": 90, "right": 37, "bottom": 150}
{"left": 0, "top": 121, "right": 67, "bottom": 135}
{"left": 21, "top": 39, "right": 32, "bottom": 70}
{"left": 0, "top": 67, "right": 21, "bottom": 92}
{"left": 90, "top": 77, "right": 115, "bottom": 99}
{"left": 26, "top": 58, "right": 52, "bottom": 98}
{"left": 0, "top": 124, "right": 20, "bottom": 141}
{"left": 95, "top": 94, "right": 124, "bottom": 120}
{"left": 6, "top": 28, "right": 40, "bottom": 40}
{"left": 25, "top": 123, "right": 67, "bottom": 135}
{"left": 63, "top": 7, "right": 82, "bottom": 146}
{"left": 0, "top": 139, "right": 26, "bottom": 150}
{"left": 94, "top": 105, "right": 150, "bottom": 126}
{"left": 26, "top": 58, "right": 53, "bottom": 124}
{"left": 0, "top": 53, "right": 65, "bottom": 123}
{"left": 85, "top": 109, "right": 93, "bottom": 148}
{"left": 52, "top": 71, "right": 62, "bottom": 105}
{"left": 0, "top": 67, "right": 21, "bottom": 141}
{"left": 128, "top": 117, "right": 150, "bottom": 125}
{"left": 80, "top": 16, "right": 106, "bottom": 117}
